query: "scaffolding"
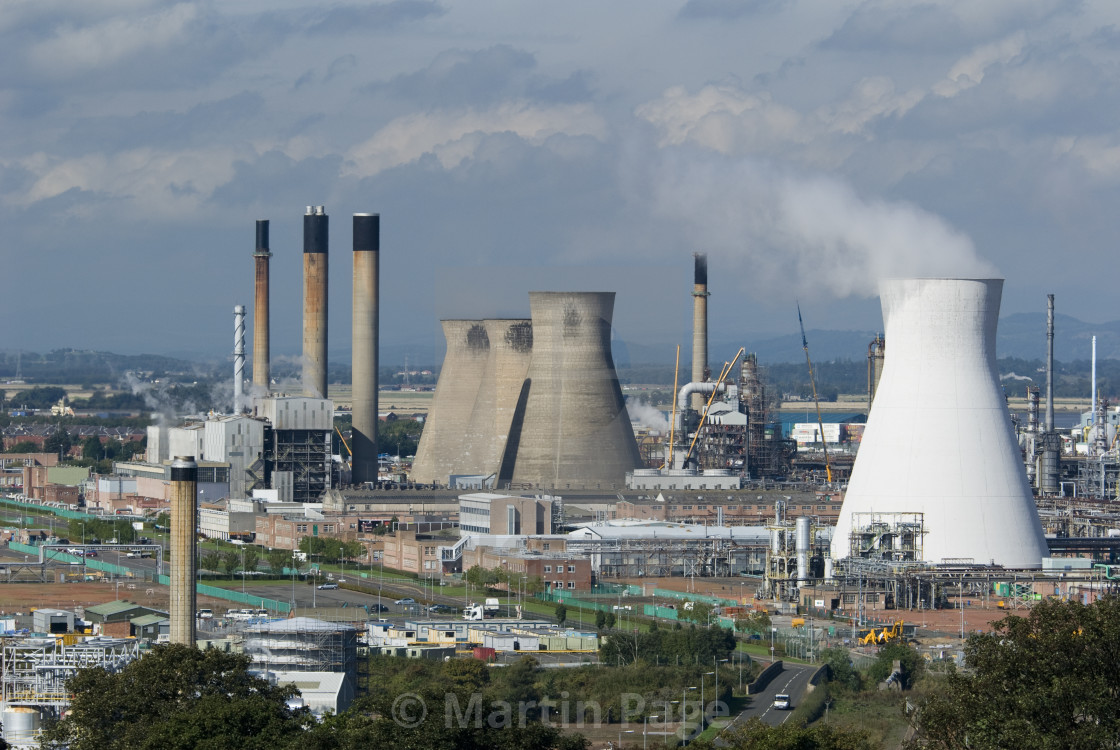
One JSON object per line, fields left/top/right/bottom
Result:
{"left": 0, "top": 636, "right": 139, "bottom": 715}
{"left": 241, "top": 618, "right": 357, "bottom": 679}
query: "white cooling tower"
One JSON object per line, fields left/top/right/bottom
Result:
{"left": 831, "top": 279, "right": 1047, "bottom": 569}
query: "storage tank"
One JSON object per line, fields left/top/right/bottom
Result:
{"left": 509, "top": 292, "right": 642, "bottom": 488}
{"left": 831, "top": 279, "right": 1047, "bottom": 568}
{"left": 410, "top": 321, "right": 491, "bottom": 484}
{"left": 2, "top": 706, "right": 41, "bottom": 747}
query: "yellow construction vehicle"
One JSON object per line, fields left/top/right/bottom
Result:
{"left": 859, "top": 620, "right": 904, "bottom": 645}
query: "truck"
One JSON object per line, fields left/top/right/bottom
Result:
{"left": 463, "top": 604, "right": 485, "bottom": 621}
{"left": 484, "top": 598, "right": 500, "bottom": 613}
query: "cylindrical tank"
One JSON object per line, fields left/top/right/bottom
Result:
{"left": 170, "top": 456, "right": 197, "bottom": 646}
{"left": 2, "top": 706, "right": 41, "bottom": 746}
{"left": 832, "top": 279, "right": 1048, "bottom": 568}
{"left": 510, "top": 292, "right": 643, "bottom": 488}
{"left": 410, "top": 321, "right": 491, "bottom": 484}
{"left": 351, "top": 213, "right": 380, "bottom": 485}
{"left": 795, "top": 516, "right": 811, "bottom": 586}
{"left": 702, "top": 468, "right": 730, "bottom": 476}
{"left": 302, "top": 206, "right": 329, "bottom": 399}
{"left": 824, "top": 557, "right": 834, "bottom": 581}
{"left": 252, "top": 219, "right": 272, "bottom": 393}
{"left": 770, "top": 527, "right": 782, "bottom": 555}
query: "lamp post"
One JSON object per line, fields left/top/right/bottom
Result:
{"left": 716, "top": 658, "right": 728, "bottom": 710}
{"left": 241, "top": 547, "right": 246, "bottom": 595}
{"left": 644, "top": 714, "right": 660, "bottom": 750}
{"left": 683, "top": 686, "right": 697, "bottom": 742}
{"left": 339, "top": 546, "right": 344, "bottom": 583}
{"left": 701, "top": 671, "right": 714, "bottom": 730}
{"left": 619, "top": 728, "right": 634, "bottom": 748}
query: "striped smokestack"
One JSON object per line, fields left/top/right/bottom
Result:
{"left": 252, "top": 220, "right": 272, "bottom": 393}
{"left": 351, "top": 213, "right": 380, "bottom": 485}
{"left": 169, "top": 456, "right": 197, "bottom": 646}
{"left": 303, "top": 206, "right": 329, "bottom": 398}
{"left": 233, "top": 305, "right": 246, "bottom": 413}
{"left": 691, "top": 252, "right": 709, "bottom": 409}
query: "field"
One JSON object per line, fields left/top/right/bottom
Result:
{"left": 0, "top": 581, "right": 229, "bottom": 616}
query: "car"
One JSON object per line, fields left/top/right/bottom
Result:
{"left": 428, "top": 604, "right": 453, "bottom": 614}
{"left": 394, "top": 597, "right": 415, "bottom": 605}
{"left": 773, "top": 694, "right": 791, "bottom": 710}
{"left": 371, "top": 603, "right": 389, "bottom": 612}
{"left": 317, "top": 583, "right": 339, "bottom": 590}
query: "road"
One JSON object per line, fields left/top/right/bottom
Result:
{"left": 723, "top": 662, "right": 816, "bottom": 729}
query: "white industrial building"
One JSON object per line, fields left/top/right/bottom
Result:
{"left": 832, "top": 279, "right": 1048, "bottom": 569}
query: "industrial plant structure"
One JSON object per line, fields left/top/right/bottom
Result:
{"left": 302, "top": 206, "right": 329, "bottom": 399}
{"left": 169, "top": 456, "right": 198, "bottom": 646}
{"left": 413, "top": 293, "right": 641, "bottom": 489}
{"left": 832, "top": 278, "right": 1048, "bottom": 569}
{"left": 350, "top": 213, "right": 380, "bottom": 485}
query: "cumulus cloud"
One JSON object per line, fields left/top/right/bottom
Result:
{"left": 344, "top": 101, "right": 608, "bottom": 176}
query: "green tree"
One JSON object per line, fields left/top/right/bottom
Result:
{"left": 221, "top": 551, "right": 240, "bottom": 578}
{"left": 736, "top": 610, "right": 771, "bottom": 635}
{"left": 554, "top": 602, "right": 567, "bottom": 626}
{"left": 5, "top": 440, "right": 38, "bottom": 454}
{"left": 865, "top": 642, "right": 923, "bottom": 690}
{"left": 604, "top": 611, "right": 616, "bottom": 630}
{"left": 43, "top": 427, "right": 73, "bottom": 456}
{"left": 820, "top": 647, "right": 861, "bottom": 691}
{"left": 80, "top": 436, "right": 103, "bottom": 461}
{"left": 907, "top": 597, "right": 1120, "bottom": 750}
{"left": 40, "top": 644, "right": 308, "bottom": 750}
{"left": 200, "top": 552, "right": 222, "bottom": 573}
{"left": 595, "top": 610, "right": 607, "bottom": 631}
{"left": 267, "top": 549, "right": 292, "bottom": 576}
{"left": 241, "top": 548, "right": 261, "bottom": 575}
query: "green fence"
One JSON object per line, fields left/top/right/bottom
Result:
{"left": 643, "top": 604, "right": 680, "bottom": 620}
{"left": 8, "top": 541, "right": 290, "bottom": 614}
{"left": 0, "top": 497, "right": 104, "bottom": 521}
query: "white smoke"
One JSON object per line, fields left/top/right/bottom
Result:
{"left": 626, "top": 397, "right": 669, "bottom": 433}
{"left": 1000, "top": 372, "right": 1035, "bottom": 382}
{"left": 611, "top": 148, "right": 997, "bottom": 300}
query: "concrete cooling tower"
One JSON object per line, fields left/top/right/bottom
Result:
{"left": 509, "top": 292, "right": 642, "bottom": 489}
{"left": 467, "top": 319, "right": 533, "bottom": 483}
{"left": 831, "top": 279, "right": 1048, "bottom": 569}
{"left": 410, "top": 320, "right": 491, "bottom": 484}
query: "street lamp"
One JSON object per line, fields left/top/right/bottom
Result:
{"left": 619, "top": 728, "right": 634, "bottom": 748}
{"left": 644, "top": 714, "right": 660, "bottom": 750}
{"left": 701, "top": 671, "right": 715, "bottom": 730}
{"left": 241, "top": 547, "right": 246, "bottom": 595}
{"left": 339, "top": 546, "right": 344, "bottom": 583}
{"left": 683, "top": 686, "right": 697, "bottom": 741}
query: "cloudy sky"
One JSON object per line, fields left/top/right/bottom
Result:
{"left": 3, "top": 0, "right": 1119, "bottom": 363}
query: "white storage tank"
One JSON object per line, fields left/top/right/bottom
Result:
{"left": 3, "top": 706, "right": 41, "bottom": 747}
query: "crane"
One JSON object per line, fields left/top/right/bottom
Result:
{"left": 682, "top": 347, "right": 745, "bottom": 468}
{"left": 797, "top": 304, "right": 832, "bottom": 484}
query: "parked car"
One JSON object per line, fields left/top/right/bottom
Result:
{"left": 773, "top": 694, "right": 791, "bottom": 710}
{"left": 428, "top": 604, "right": 453, "bottom": 614}
{"left": 317, "top": 583, "right": 339, "bottom": 590}
{"left": 395, "top": 597, "right": 415, "bottom": 605}
{"left": 371, "top": 603, "right": 389, "bottom": 612}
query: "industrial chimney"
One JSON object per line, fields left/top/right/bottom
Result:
{"left": 169, "top": 456, "right": 197, "bottom": 646}
{"left": 233, "top": 305, "right": 246, "bottom": 413}
{"left": 510, "top": 292, "right": 643, "bottom": 488}
{"left": 351, "top": 213, "right": 380, "bottom": 485}
{"left": 691, "top": 253, "right": 709, "bottom": 409}
{"left": 1040, "top": 294, "right": 1060, "bottom": 494}
{"left": 303, "top": 206, "right": 329, "bottom": 399}
{"left": 831, "top": 279, "right": 1048, "bottom": 568}
{"left": 252, "top": 220, "right": 271, "bottom": 393}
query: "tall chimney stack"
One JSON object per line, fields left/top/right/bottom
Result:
{"left": 169, "top": 456, "right": 197, "bottom": 646}
{"left": 1041, "top": 294, "right": 1059, "bottom": 495}
{"left": 351, "top": 213, "right": 380, "bottom": 485}
{"left": 233, "top": 305, "right": 246, "bottom": 413}
{"left": 303, "top": 206, "right": 329, "bottom": 398}
{"left": 252, "top": 220, "right": 271, "bottom": 393}
{"left": 691, "top": 252, "right": 709, "bottom": 409}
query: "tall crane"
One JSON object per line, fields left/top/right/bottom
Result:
{"left": 798, "top": 304, "right": 832, "bottom": 484}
